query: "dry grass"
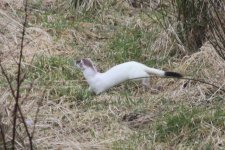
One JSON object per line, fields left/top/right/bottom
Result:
{"left": 0, "top": 0, "right": 225, "bottom": 149}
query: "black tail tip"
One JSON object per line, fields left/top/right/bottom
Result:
{"left": 165, "top": 71, "right": 183, "bottom": 78}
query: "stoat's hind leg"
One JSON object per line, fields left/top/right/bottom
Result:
{"left": 141, "top": 78, "right": 150, "bottom": 88}
{"left": 141, "top": 78, "right": 150, "bottom": 93}
{"left": 133, "top": 78, "right": 150, "bottom": 96}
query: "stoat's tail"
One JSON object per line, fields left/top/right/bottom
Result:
{"left": 164, "top": 71, "right": 182, "bottom": 78}
{"left": 145, "top": 68, "right": 182, "bottom": 78}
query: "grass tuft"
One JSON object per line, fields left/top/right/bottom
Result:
{"left": 156, "top": 107, "right": 225, "bottom": 145}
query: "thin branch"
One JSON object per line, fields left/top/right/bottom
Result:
{"left": 0, "top": 64, "right": 16, "bottom": 99}
{"left": 129, "top": 76, "right": 225, "bottom": 93}
{"left": 0, "top": 33, "right": 34, "bottom": 150}
{"left": 17, "top": 106, "right": 33, "bottom": 147}
{"left": 0, "top": 123, "right": 7, "bottom": 150}
{"left": 12, "top": 0, "right": 32, "bottom": 149}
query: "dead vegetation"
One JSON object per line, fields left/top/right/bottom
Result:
{"left": 0, "top": 0, "right": 225, "bottom": 149}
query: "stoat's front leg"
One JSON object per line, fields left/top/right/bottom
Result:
{"left": 88, "top": 86, "right": 94, "bottom": 93}
{"left": 141, "top": 78, "right": 150, "bottom": 88}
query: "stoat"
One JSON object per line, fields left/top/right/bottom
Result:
{"left": 76, "top": 58, "right": 182, "bottom": 95}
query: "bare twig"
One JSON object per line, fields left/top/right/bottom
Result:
{"left": 129, "top": 76, "right": 225, "bottom": 93}
{"left": 0, "top": 122, "right": 7, "bottom": 150}
{"left": 17, "top": 106, "right": 33, "bottom": 147}
{"left": 11, "top": 0, "right": 33, "bottom": 149}
{"left": 0, "top": 64, "right": 16, "bottom": 99}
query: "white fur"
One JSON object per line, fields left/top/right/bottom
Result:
{"left": 76, "top": 58, "right": 167, "bottom": 95}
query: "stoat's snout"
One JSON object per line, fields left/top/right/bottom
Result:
{"left": 75, "top": 59, "right": 83, "bottom": 70}
{"left": 76, "top": 60, "right": 81, "bottom": 64}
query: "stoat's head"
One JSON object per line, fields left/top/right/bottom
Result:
{"left": 75, "top": 58, "right": 98, "bottom": 78}
{"left": 75, "top": 58, "right": 97, "bottom": 71}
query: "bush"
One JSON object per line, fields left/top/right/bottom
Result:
{"left": 173, "top": 0, "right": 225, "bottom": 59}
{"left": 174, "top": 0, "right": 208, "bottom": 51}
{"left": 207, "top": 0, "right": 225, "bottom": 60}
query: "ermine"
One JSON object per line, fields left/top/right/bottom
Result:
{"left": 75, "top": 58, "right": 182, "bottom": 95}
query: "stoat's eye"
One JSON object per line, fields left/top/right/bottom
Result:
{"left": 76, "top": 60, "right": 81, "bottom": 64}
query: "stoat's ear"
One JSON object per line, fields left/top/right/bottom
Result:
{"left": 82, "top": 58, "right": 98, "bottom": 72}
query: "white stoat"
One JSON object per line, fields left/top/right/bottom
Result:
{"left": 76, "top": 58, "right": 182, "bottom": 95}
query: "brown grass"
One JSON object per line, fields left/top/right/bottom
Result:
{"left": 0, "top": 0, "right": 225, "bottom": 149}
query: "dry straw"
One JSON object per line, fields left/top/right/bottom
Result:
{"left": 0, "top": 0, "right": 225, "bottom": 149}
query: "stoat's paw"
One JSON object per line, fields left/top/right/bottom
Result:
{"left": 88, "top": 87, "right": 94, "bottom": 92}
